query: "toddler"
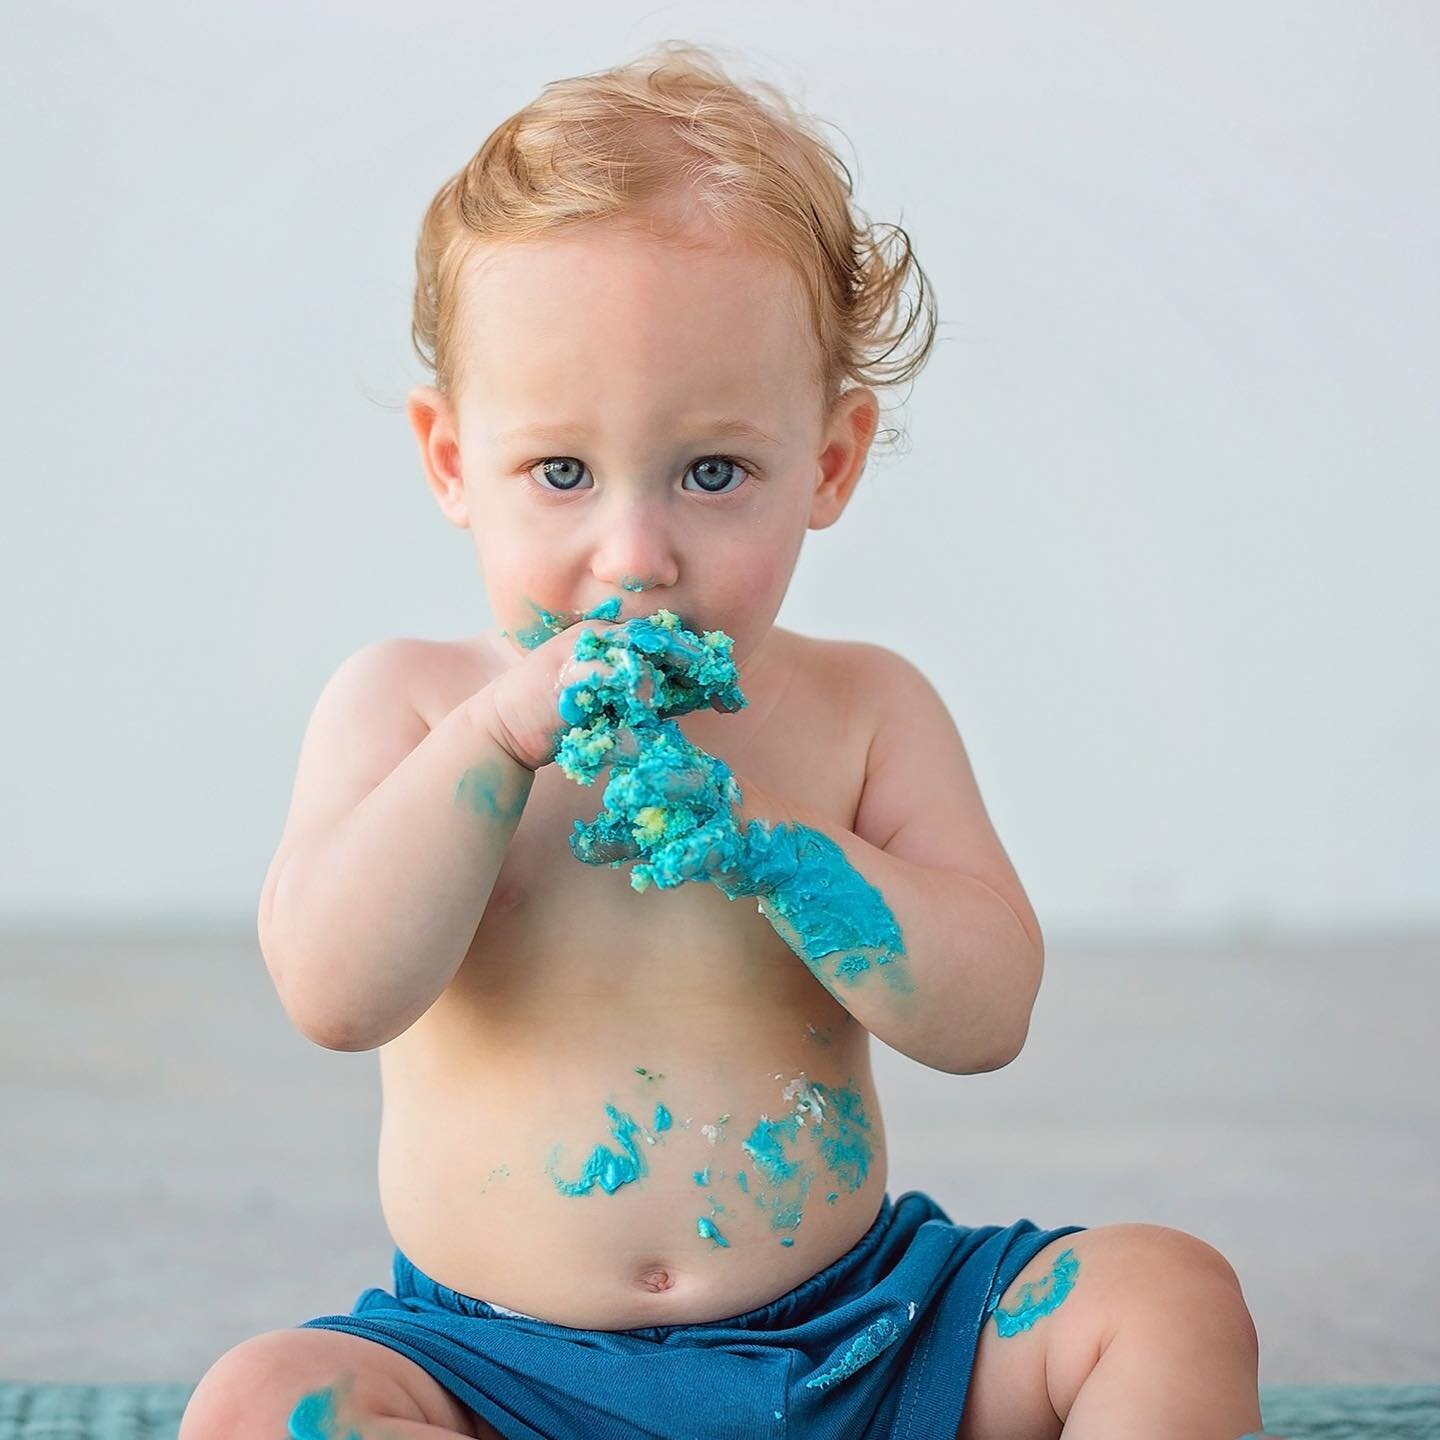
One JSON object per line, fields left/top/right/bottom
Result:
{"left": 181, "top": 40, "right": 1281, "bottom": 1440}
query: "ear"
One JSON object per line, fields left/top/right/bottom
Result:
{"left": 407, "top": 385, "right": 470, "bottom": 529}
{"left": 808, "top": 388, "right": 881, "bottom": 531}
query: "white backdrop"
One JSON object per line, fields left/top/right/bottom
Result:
{"left": 2, "top": 0, "right": 1435, "bottom": 939}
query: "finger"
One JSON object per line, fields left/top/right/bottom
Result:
{"left": 628, "top": 627, "right": 703, "bottom": 675}
{"left": 610, "top": 727, "right": 642, "bottom": 763}
{"left": 655, "top": 766, "right": 712, "bottom": 802}
{"left": 555, "top": 667, "right": 611, "bottom": 726}
{"left": 667, "top": 833, "right": 733, "bottom": 883}
{"left": 585, "top": 836, "right": 641, "bottom": 865}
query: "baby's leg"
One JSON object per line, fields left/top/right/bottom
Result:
{"left": 957, "top": 1223, "right": 1276, "bottom": 1440}
{"left": 179, "top": 1328, "right": 493, "bottom": 1440}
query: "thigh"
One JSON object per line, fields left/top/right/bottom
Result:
{"left": 178, "top": 1326, "right": 495, "bottom": 1440}
{"left": 956, "top": 1222, "right": 1243, "bottom": 1440}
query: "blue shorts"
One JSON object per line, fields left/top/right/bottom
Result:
{"left": 297, "top": 1189, "right": 1086, "bottom": 1440}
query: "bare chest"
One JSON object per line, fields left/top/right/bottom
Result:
{"left": 404, "top": 630, "right": 873, "bottom": 1032}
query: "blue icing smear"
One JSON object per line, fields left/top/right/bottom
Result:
{"left": 653, "top": 1102, "right": 672, "bottom": 1132}
{"left": 734, "top": 1170, "right": 749, "bottom": 1193}
{"left": 738, "top": 827, "right": 914, "bottom": 1000}
{"left": 287, "top": 1385, "right": 362, "bottom": 1440}
{"left": 743, "top": 1114, "right": 803, "bottom": 1185}
{"left": 515, "top": 595, "right": 624, "bottom": 651}
{"left": 697, "top": 1216, "right": 730, "bottom": 1248}
{"left": 693, "top": 1166, "right": 711, "bottom": 1186}
{"left": 734, "top": 1077, "right": 875, "bottom": 1234}
{"left": 803, "top": 1315, "right": 903, "bottom": 1391}
{"left": 985, "top": 1248, "right": 1080, "bottom": 1337}
{"left": 550, "top": 609, "right": 914, "bottom": 1003}
{"left": 812, "top": 1083, "right": 874, "bottom": 1192}
{"left": 741, "top": 1113, "right": 812, "bottom": 1231}
{"left": 545, "top": 1103, "right": 648, "bottom": 1196}
{"left": 453, "top": 760, "right": 528, "bottom": 823}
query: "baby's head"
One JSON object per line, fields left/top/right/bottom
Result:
{"left": 405, "top": 41, "right": 936, "bottom": 668}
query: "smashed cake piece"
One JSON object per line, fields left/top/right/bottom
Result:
{"left": 553, "top": 609, "right": 750, "bottom": 891}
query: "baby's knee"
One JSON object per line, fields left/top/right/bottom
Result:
{"left": 178, "top": 1329, "right": 403, "bottom": 1440}
{"left": 1096, "top": 1223, "right": 1258, "bottom": 1358}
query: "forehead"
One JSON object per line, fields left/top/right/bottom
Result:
{"left": 456, "top": 224, "right": 819, "bottom": 426}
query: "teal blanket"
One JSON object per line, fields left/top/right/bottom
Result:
{"left": 0, "top": 1381, "right": 1436, "bottom": 1438}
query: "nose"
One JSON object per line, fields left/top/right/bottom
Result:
{"left": 590, "top": 499, "right": 679, "bottom": 593}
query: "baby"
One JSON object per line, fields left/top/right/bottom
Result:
{"left": 181, "top": 41, "right": 1281, "bottom": 1440}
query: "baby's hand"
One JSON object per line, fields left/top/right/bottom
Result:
{"left": 482, "top": 616, "right": 737, "bottom": 772}
{"left": 482, "top": 620, "right": 631, "bottom": 772}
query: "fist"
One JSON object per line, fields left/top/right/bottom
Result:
{"left": 479, "top": 614, "right": 737, "bottom": 772}
{"left": 478, "top": 620, "right": 629, "bottom": 772}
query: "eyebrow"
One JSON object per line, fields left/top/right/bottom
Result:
{"left": 495, "top": 417, "right": 782, "bottom": 447}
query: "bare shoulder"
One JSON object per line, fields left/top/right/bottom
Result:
{"left": 758, "top": 626, "right": 892, "bottom": 741}
{"left": 317, "top": 635, "right": 451, "bottom": 734}
{"left": 401, "top": 632, "right": 503, "bottom": 729}
{"left": 770, "top": 627, "right": 886, "bottom": 702}
{"left": 833, "top": 638, "right": 946, "bottom": 708}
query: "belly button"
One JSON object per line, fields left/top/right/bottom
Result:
{"left": 635, "top": 1265, "right": 676, "bottom": 1293}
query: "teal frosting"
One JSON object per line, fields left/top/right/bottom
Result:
{"left": 811, "top": 1084, "right": 874, "bottom": 1191}
{"left": 544, "top": 1103, "right": 648, "bottom": 1197}
{"left": 738, "top": 1078, "right": 873, "bottom": 1232}
{"left": 550, "top": 608, "right": 913, "bottom": 998}
{"left": 985, "top": 1247, "right": 1080, "bottom": 1337}
{"left": 453, "top": 759, "right": 528, "bottom": 823}
{"left": 743, "top": 1114, "right": 803, "bottom": 1187}
{"left": 804, "top": 1315, "right": 904, "bottom": 1391}
{"left": 515, "top": 595, "right": 624, "bottom": 651}
{"left": 286, "top": 1386, "right": 361, "bottom": 1440}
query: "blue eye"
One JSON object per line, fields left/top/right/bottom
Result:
{"left": 531, "top": 458, "right": 589, "bottom": 492}
{"left": 682, "top": 456, "right": 750, "bottom": 495}
{"left": 527, "top": 455, "right": 754, "bottom": 496}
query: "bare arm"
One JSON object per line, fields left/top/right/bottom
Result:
{"left": 258, "top": 642, "right": 532, "bottom": 1052}
{"left": 599, "top": 640, "right": 1043, "bottom": 1074}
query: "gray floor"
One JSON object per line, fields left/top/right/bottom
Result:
{"left": 0, "top": 929, "right": 1435, "bottom": 1387}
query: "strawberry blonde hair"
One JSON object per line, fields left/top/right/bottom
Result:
{"left": 410, "top": 40, "right": 937, "bottom": 458}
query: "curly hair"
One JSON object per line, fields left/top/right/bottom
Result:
{"left": 410, "top": 40, "right": 937, "bottom": 458}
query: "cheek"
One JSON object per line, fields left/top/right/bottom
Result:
{"left": 474, "top": 517, "right": 545, "bottom": 585}
{"left": 694, "top": 525, "right": 803, "bottom": 617}
{"left": 472, "top": 533, "right": 558, "bottom": 629}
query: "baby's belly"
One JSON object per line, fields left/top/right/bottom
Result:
{"left": 374, "top": 998, "right": 887, "bottom": 1331}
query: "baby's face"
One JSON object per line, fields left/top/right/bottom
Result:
{"left": 409, "top": 220, "right": 876, "bottom": 671}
